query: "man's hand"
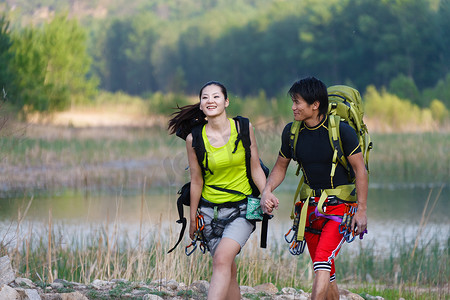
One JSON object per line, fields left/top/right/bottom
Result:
{"left": 351, "top": 209, "right": 367, "bottom": 235}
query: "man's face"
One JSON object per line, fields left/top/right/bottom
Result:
{"left": 291, "top": 94, "right": 316, "bottom": 122}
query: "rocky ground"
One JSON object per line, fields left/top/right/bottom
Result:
{"left": 1, "top": 277, "right": 385, "bottom": 300}
{"left": 0, "top": 256, "right": 387, "bottom": 300}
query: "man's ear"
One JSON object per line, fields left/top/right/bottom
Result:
{"left": 313, "top": 100, "right": 320, "bottom": 110}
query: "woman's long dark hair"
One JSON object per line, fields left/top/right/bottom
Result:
{"left": 168, "top": 102, "right": 207, "bottom": 140}
{"left": 168, "top": 81, "right": 227, "bottom": 140}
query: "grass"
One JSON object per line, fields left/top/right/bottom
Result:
{"left": 0, "top": 123, "right": 448, "bottom": 197}
{"left": 1, "top": 194, "right": 448, "bottom": 300}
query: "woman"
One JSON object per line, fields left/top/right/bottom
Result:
{"left": 168, "top": 81, "right": 266, "bottom": 300}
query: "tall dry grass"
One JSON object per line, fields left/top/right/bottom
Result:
{"left": 1, "top": 189, "right": 447, "bottom": 297}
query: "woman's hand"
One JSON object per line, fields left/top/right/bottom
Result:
{"left": 189, "top": 218, "right": 197, "bottom": 240}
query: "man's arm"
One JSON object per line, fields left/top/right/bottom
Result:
{"left": 347, "top": 152, "right": 368, "bottom": 235}
{"left": 260, "top": 155, "right": 291, "bottom": 214}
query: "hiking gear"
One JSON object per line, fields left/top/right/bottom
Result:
{"left": 200, "top": 202, "right": 255, "bottom": 256}
{"left": 246, "top": 196, "right": 264, "bottom": 221}
{"left": 286, "top": 85, "right": 371, "bottom": 252}
{"left": 338, "top": 203, "right": 367, "bottom": 242}
{"left": 196, "top": 116, "right": 269, "bottom": 198}
{"left": 201, "top": 118, "right": 252, "bottom": 203}
{"left": 305, "top": 205, "right": 347, "bottom": 275}
{"left": 289, "top": 85, "right": 372, "bottom": 182}
{"left": 185, "top": 214, "right": 208, "bottom": 256}
{"left": 167, "top": 182, "right": 190, "bottom": 254}
{"left": 168, "top": 116, "right": 270, "bottom": 254}
{"left": 285, "top": 202, "right": 307, "bottom": 255}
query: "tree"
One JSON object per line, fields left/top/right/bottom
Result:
{"left": 41, "top": 14, "right": 98, "bottom": 108}
{"left": 0, "top": 15, "right": 15, "bottom": 99}
{"left": 9, "top": 14, "right": 97, "bottom": 114}
{"left": 388, "top": 74, "right": 421, "bottom": 106}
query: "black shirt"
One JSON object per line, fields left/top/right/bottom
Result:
{"left": 280, "top": 115, "right": 361, "bottom": 189}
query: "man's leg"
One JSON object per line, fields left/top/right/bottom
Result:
{"left": 208, "top": 237, "right": 241, "bottom": 300}
{"left": 311, "top": 270, "right": 331, "bottom": 300}
{"left": 326, "top": 280, "right": 339, "bottom": 300}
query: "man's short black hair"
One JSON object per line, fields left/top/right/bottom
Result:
{"left": 288, "top": 77, "right": 328, "bottom": 116}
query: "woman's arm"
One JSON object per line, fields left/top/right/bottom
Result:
{"left": 248, "top": 122, "right": 267, "bottom": 195}
{"left": 186, "top": 133, "right": 204, "bottom": 240}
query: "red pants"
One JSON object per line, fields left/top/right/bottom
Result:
{"left": 303, "top": 198, "right": 346, "bottom": 281}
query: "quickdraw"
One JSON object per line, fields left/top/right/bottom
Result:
{"left": 185, "top": 214, "right": 209, "bottom": 256}
{"left": 284, "top": 202, "right": 306, "bottom": 255}
{"left": 338, "top": 203, "right": 367, "bottom": 242}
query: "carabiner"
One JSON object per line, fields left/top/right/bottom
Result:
{"left": 199, "top": 241, "right": 207, "bottom": 254}
{"left": 185, "top": 241, "right": 197, "bottom": 256}
{"left": 284, "top": 228, "right": 296, "bottom": 244}
{"left": 289, "top": 240, "right": 306, "bottom": 255}
{"left": 345, "top": 231, "right": 356, "bottom": 243}
{"left": 197, "top": 214, "right": 205, "bottom": 231}
{"left": 338, "top": 223, "right": 347, "bottom": 235}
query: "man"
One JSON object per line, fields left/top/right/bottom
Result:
{"left": 261, "top": 77, "right": 368, "bottom": 300}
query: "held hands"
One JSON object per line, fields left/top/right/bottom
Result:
{"left": 260, "top": 190, "right": 279, "bottom": 215}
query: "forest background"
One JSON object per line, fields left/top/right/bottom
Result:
{"left": 0, "top": 0, "right": 450, "bottom": 130}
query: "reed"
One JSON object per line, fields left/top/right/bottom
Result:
{"left": 0, "top": 127, "right": 448, "bottom": 196}
{"left": 1, "top": 194, "right": 447, "bottom": 299}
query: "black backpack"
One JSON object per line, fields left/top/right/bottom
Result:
{"left": 167, "top": 116, "right": 270, "bottom": 253}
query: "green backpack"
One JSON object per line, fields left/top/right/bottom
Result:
{"left": 289, "top": 85, "right": 372, "bottom": 184}
{"left": 287, "top": 85, "right": 373, "bottom": 246}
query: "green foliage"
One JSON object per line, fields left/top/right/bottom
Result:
{"left": 8, "top": 13, "right": 97, "bottom": 115}
{"left": 423, "top": 73, "right": 450, "bottom": 109}
{"left": 3, "top": 0, "right": 450, "bottom": 113}
{"left": 430, "top": 99, "right": 449, "bottom": 124}
{"left": 388, "top": 74, "right": 421, "bottom": 106}
{"left": 0, "top": 15, "right": 15, "bottom": 96}
{"left": 364, "top": 85, "right": 435, "bottom": 131}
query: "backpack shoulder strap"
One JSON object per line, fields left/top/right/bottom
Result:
{"left": 233, "top": 115, "right": 252, "bottom": 183}
{"left": 191, "top": 124, "right": 212, "bottom": 176}
{"left": 327, "top": 114, "right": 351, "bottom": 182}
{"left": 289, "top": 120, "right": 302, "bottom": 176}
{"left": 289, "top": 120, "right": 301, "bottom": 161}
{"left": 232, "top": 116, "right": 250, "bottom": 154}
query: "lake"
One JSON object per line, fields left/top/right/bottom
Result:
{"left": 1, "top": 183, "right": 448, "bottom": 256}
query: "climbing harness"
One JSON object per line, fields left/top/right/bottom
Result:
{"left": 185, "top": 214, "right": 209, "bottom": 256}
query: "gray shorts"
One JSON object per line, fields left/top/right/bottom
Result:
{"left": 199, "top": 201, "right": 255, "bottom": 256}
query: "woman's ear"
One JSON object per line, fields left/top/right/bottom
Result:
{"left": 225, "top": 98, "right": 230, "bottom": 108}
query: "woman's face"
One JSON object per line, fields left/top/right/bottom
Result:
{"left": 200, "top": 84, "right": 229, "bottom": 117}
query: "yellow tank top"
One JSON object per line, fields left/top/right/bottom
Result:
{"left": 201, "top": 118, "right": 252, "bottom": 204}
